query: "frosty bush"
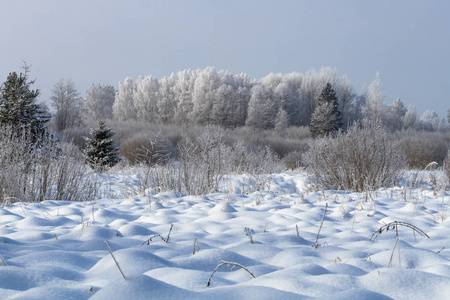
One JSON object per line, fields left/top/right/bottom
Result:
{"left": 283, "top": 151, "right": 304, "bottom": 170}
{"left": 177, "top": 127, "right": 232, "bottom": 194}
{"left": 303, "top": 120, "right": 405, "bottom": 192}
{"left": 126, "top": 127, "right": 284, "bottom": 196}
{"left": 0, "top": 124, "right": 99, "bottom": 202}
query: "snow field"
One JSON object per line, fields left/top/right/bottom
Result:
{"left": 0, "top": 172, "right": 449, "bottom": 299}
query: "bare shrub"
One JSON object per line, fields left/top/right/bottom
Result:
{"left": 124, "top": 126, "right": 284, "bottom": 196}
{"left": 120, "top": 133, "right": 175, "bottom": 166}
{"left": 177, "top": 127, "right": 232, "bottom": 194}
{"left": 303, "top": 120, "right": 405, "bottom": 192}
{"left": 397, "top": 130, "right": 449, "bottom": 169}
{"left": 232, "top": 126, "right": 311, "bottom": 158}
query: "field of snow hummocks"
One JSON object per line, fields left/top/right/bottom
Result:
{"left": 0, "top": 171, "right": 449, "bottom": 299}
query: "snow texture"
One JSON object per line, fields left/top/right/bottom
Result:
{"left": 0, "top": 171, "right": 449, "bottom": 299}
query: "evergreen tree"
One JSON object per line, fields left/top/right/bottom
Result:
{"left": 310, "top": 83, "right": 342, "bottom": 138}
{"left": 0, "top": 66, "right": 51, "bottom": 143}
{"left": 84, "top": 120, "right": 120, "bottom": 172}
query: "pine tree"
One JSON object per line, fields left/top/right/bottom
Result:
{"left": 85, "top": 120, "right": 120, "bottom": 172}
{"left": 310, "top": 83, "right": 343, "bottom": 138}
{"left": 0, "top": 66, "right": 51, "bottom": 144}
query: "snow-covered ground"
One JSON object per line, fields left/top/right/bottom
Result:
{"left": 0, "top": 171, "right": 449, "bottom": 299}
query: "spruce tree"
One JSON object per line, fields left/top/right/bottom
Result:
{"left": 85, "top": 120, "right": 120, "bottom": 172}
{"left": 310, "top": 83, "right": 343, "bottom": 138}
{"left": 0, "top": 66, "right": 51, "bottom": 144}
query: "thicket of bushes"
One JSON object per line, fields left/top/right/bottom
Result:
{"left": 302, "top": 121, "right": 406, "bottom": 192}
{"left": 397, "top": 130, "right": 450, "bottom": 169}
{"left": 0, "top": 125, "right": 99, "bottom": 202}
{"left": 2, "top": 118, "right": 449, "bottom": 202}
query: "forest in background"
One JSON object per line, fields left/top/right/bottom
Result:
{"left": 44, "top": 66, "right": 450, "bottom": 169}
{"left": 1, "top": 65, "right": 450, "bottom": 202}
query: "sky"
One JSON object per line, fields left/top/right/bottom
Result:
{"left": 0, "top": 0, "right": 449, "bottom": 118}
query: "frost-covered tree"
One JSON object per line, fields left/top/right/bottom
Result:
{"left": 190, "top": 67, "right": 220, "bottom": 125}
{"left": 51, "top": 79, "right": 83, "bottom": 132}
{"left": 403, "top": 104, "right": 417, "bottom": 130}
{"left": 246, "top": 85, "right": 268, "bottom": 130}
{"left": 274, "top": 107, "right": 289, "bottom": 134}
{"left": 281, "top": 72, "right": 303, "bottom": 126}
{"left": 84, "top": 84, "right": 115, "bottom": 121}
{"left": 113, "top": 77, "right": 136, "bottom": 121}
{"left": 211, "top": 84, "right": 235, "bottom": 128}
{"left": 310, "top": 83, "right": 342, "bottom": 138}
{"left": 419, "top": 110, "right": 440, "bottom": 131}
{"left": 173, "top": 70, "right": 196, "bottom": 124}
{"left": 362, "top": 72, "right": 386, "bottom": 122}
{"left": 84, "top": 120, "right": 120, "bottom": 172}
{"left": 383, "top": 98, "right": 407, "bottom": 131}
{"left": 447, "top": 108, "right": 450, "bottom": 124}
{"left": 158, "top": 74, "right": 176, "bottom": 123}
{"left": 134, "top": 75, "right": 160, "bottom": 122}
{"left": 0, "top": 66, "right": 51, "bottom": 143}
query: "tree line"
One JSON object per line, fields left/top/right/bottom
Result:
{"left": 48, "top": 66, "right": 449, "bottom": 135}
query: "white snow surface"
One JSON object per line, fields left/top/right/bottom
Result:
{"left": 0, "top": 171, "right": 449, "bottom": 299}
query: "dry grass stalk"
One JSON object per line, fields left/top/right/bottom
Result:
{"left": 193, "top": 237, "right": 201, "bottom": 255}
{"left": 314, "top": 203, "right": 328, "bottom": 248}
{"left": 387, "top": 237, "right": 401, "bottom": 268}
{"left": 207, "top": 261, "right": 255, "bottom": 287}
{"left": 0, "top": 255, "right": 7, "bottom": 266}
{"left": 104, "top": 240, "right": 126, "bottom": 281}
{"left": 436, "top": 247, "right": 445, "bottom": 254}
{"left": 142, "top": 224, "right": 174, "bottom": 245}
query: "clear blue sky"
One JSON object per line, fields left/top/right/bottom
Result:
{"left": 1, "top": 0, "right": 449, "bottom": 118}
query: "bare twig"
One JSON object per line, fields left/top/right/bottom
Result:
{"left": 104, "top": 240, "right": 126, "bottom": 280}
{"left": 207, "top": 261, "right": 255, "bottom": 287}
{"left": 142, "top": 224, "right": 174, "bottom": 245}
